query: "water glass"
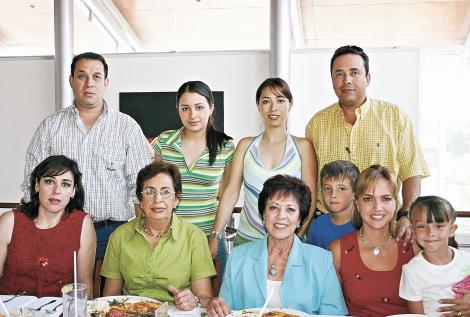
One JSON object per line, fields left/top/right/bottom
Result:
{"left": 62, "top": 283, "right": 87, "bottom": 317}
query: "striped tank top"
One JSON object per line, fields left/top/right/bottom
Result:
{"left": 238, "top": 133, "right": 302, "bottom": 241}
{"left": 152, "top": 128, "right": 235, "bottom": 234}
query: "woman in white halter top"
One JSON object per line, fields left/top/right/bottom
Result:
{"left": 209, "top": 78, "right": 317, "bottom": 257}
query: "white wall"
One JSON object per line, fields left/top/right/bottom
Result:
{"left": 0, "top": 51, "right": 269, "bottom": 203}
{"left": 0, "top": 57, "right": 56, "bottom": 203}
{"left": 289, "top": 48, "right": 420, "bottom": 137}
{"left": 0, "top": 48, "right": 419, "bottom": 204}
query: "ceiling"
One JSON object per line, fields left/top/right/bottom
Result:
{"left": 0, "top": 0, "right": 469, "bottom": 56}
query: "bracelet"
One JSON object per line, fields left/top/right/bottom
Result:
{"left": 396, "top": 209, "right": 409, "bottom": 220}
{"left": 194, "top": 295, "right": 200, "bottom": 308}
{"left": 208, "top": 230, "right": 225, "bottom": 240}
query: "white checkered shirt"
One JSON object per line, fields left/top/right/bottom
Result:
{"left": 22, "top": 103, "right": 152, "bottom": 221}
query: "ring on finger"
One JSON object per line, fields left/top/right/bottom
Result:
{"left": 183, "top": 302, "right": 188, "bottom": 308}
{"left": 457, "top": 311, "right": 462, "bottom": 317}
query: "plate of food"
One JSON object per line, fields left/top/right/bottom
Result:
{"left": 229, "top": 308, "right": 307, "bottom": 317}
{"left": 87, "top": 295, "right": 162, "bottom": 317}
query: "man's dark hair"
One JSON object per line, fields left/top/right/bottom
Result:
{"left": 330, "top": 45, "right": 369, "bottom": 76}
{"left": 71, "top": 52, "right": 108, "bottom": 78}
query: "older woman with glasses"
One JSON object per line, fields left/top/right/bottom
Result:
{"left": 101, "top": 161, "right": 215, "bottom": 309}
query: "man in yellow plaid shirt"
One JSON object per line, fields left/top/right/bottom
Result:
{"left": 305, "top": 45, "right": 429, "bottom": 239}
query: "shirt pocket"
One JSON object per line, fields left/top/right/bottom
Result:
{"left": 98, "top": 146, "right": 126, "bottom": 181}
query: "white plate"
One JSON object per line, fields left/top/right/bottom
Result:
{"left": 88, "top": 295, "right": 161, "bottom": 304}
{"left": 0, "top": 295, "right": 38, "bottom": 313}
{"left": 91, "top": 295, "right": 160, "bottom": 303}
{"left": 88, "top": 295, "right": 162, "bottom": 316}
{"left": 230, "top": 308, "right": 309, "bottom": 317}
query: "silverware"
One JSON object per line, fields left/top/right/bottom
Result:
{"left": 3, "top": 291, "right": 27, "bottom": 303}
{"left": 33, "top": 299, "right": 57, "bottom": 311}
{"left": 46, "top": 302, "right": 63, "bottom": 313}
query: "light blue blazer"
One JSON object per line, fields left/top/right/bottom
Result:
{"left": 220, "top": 236, "right": 348, "bottom": 315}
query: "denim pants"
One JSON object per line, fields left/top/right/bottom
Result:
{"left": 217, "top": 238, "right": 228, "bottom": 282}
{"left": 94, "top": 222, "right": 125, "bottom": 260}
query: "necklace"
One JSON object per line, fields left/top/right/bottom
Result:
{"left": 359, "top": 227, "right": 393, "bottom": 256}
{"left": 269, "top": 248, "right": 290, "bottom": 276}
{"left": 142, "top": 220, "right": 170, "bottom": 238}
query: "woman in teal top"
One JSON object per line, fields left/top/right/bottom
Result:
{"left": 101, "top": 162, "right": 215, "bottom": 309}
{"left": 206, "top": 175, "right": 347, "bottom": 316}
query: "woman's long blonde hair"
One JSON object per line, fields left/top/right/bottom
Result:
{"left": 352, "top": 164, "right": 399, "bottom": 237}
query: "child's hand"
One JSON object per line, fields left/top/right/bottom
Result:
{"left": 438, "top": 289, "right": 470, "bottom": 317}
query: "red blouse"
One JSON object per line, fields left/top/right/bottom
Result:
{"left": 0, "top": 210, "right": 86, "bottom": 297}
{"left": 339, "top": 230, "right": 414, "bottom": 317}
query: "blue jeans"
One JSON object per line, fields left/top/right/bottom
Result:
{"left": 217, "top": 238, "right": 228, "bottom": 282}
{"left": 94, "top": 221, "right": 125, "bottom": 260}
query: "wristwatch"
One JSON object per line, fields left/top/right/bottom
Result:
{"left": 208, "top": 230, "right": 225, "bottom": 240}
{"left": 396, "top": 209, "right": 409, "bottom": 220}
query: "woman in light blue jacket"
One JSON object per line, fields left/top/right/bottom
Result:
{"left": 207, "top": 175, "right": 347, "bottom": 316}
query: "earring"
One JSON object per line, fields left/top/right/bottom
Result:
{"left": 70, "top": 195, "right": 74, "bottom": 199}
{"left": 296, "top": 224, "right": 300, "bottom": 229}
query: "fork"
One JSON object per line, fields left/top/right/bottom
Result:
{"left": 3, "top": 291, "right": 27, "bottom": 303}
{"left": 45, "top": 302, "right": 63, "bottom": 313}
{"left": 33, "top": 299, "right": 57, "bottom": 311}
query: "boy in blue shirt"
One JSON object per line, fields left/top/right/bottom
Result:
{"left": 307, "top": 160, "right": 359, "bottom": 249}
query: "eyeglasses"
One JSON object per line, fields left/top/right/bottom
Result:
{"left": 141, "top": 187, "right": 175, "bottom": 200}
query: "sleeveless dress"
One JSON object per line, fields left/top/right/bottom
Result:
{"left": 339, "top": 231, "right": 414, "bottom": 317}
{"left": 237, "top": 133, "right": 302, "bottom": 242}
{"left": 0, "top": 210, "right": 86, "bottom": 297}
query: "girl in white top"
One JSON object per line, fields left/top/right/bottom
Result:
{"left": 399, "top": 196, "right": 470, "bottom": 316}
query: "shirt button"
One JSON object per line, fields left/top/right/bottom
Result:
{"left": 383, "top": 297, "right": 390, "bottom": 303}
{"left": 38, "top": 256, "right": 49, "bottom": 267}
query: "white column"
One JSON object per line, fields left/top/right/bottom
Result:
{"left": 54, "top": 0, "right": 74, "bottom": 111}
{"left": 269, "top": 0, "right": 291, "bottom": 81}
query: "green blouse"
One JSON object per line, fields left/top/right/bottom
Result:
{"left": 101, "top": 214, "right": 216, "bottom": 302}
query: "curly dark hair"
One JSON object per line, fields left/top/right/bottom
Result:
{"left": 258, "top": 174, "right": 311, "bottom": 233}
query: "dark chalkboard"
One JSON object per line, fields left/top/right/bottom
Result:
{"left": 119, "top": 91, "right": 224, "bottom": 138}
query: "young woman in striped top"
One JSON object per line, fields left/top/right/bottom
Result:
{"left": 152, "top": 81, "right": 235, "bottom": 272}
{"left": 209, "top": 78, "right": 317, "bottom": 259}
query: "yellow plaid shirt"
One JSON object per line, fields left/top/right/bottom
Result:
{"left": 306, "top": 98, "right": 429, "bottom": 212}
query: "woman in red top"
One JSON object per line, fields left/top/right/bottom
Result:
{"left": 329, "top": 164, "right": 415, "bottom": 317}
{"left": 0, "top": 155, "right": 96, "bottom": 298}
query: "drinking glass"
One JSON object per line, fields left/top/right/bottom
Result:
{"left": 62, "top": 283, "right": 87, "bottom": 317}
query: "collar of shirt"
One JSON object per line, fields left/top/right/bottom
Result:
{"left": 354, "top": 96, "right": 371, "bottom": 120}
{"left": 132, "top": 213, "right": 183, "bottom": 241}
{"left": 167, "top": 127, "right": 184, "bottom": 147}
{"left": 70, "top": 100, "right": 110, "bottom": 119}
{"left": 333, "top": 97, "right": 371, "bottom": 122}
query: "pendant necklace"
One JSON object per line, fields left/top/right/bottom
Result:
{"left": 359, "top": 227, "right": 392, "bottom": 256}
{"left": 269, "top": 248, "right": 290, "bottom": 276}
{"left": 142, "top": 219, "right": 170, "bottom": 238}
